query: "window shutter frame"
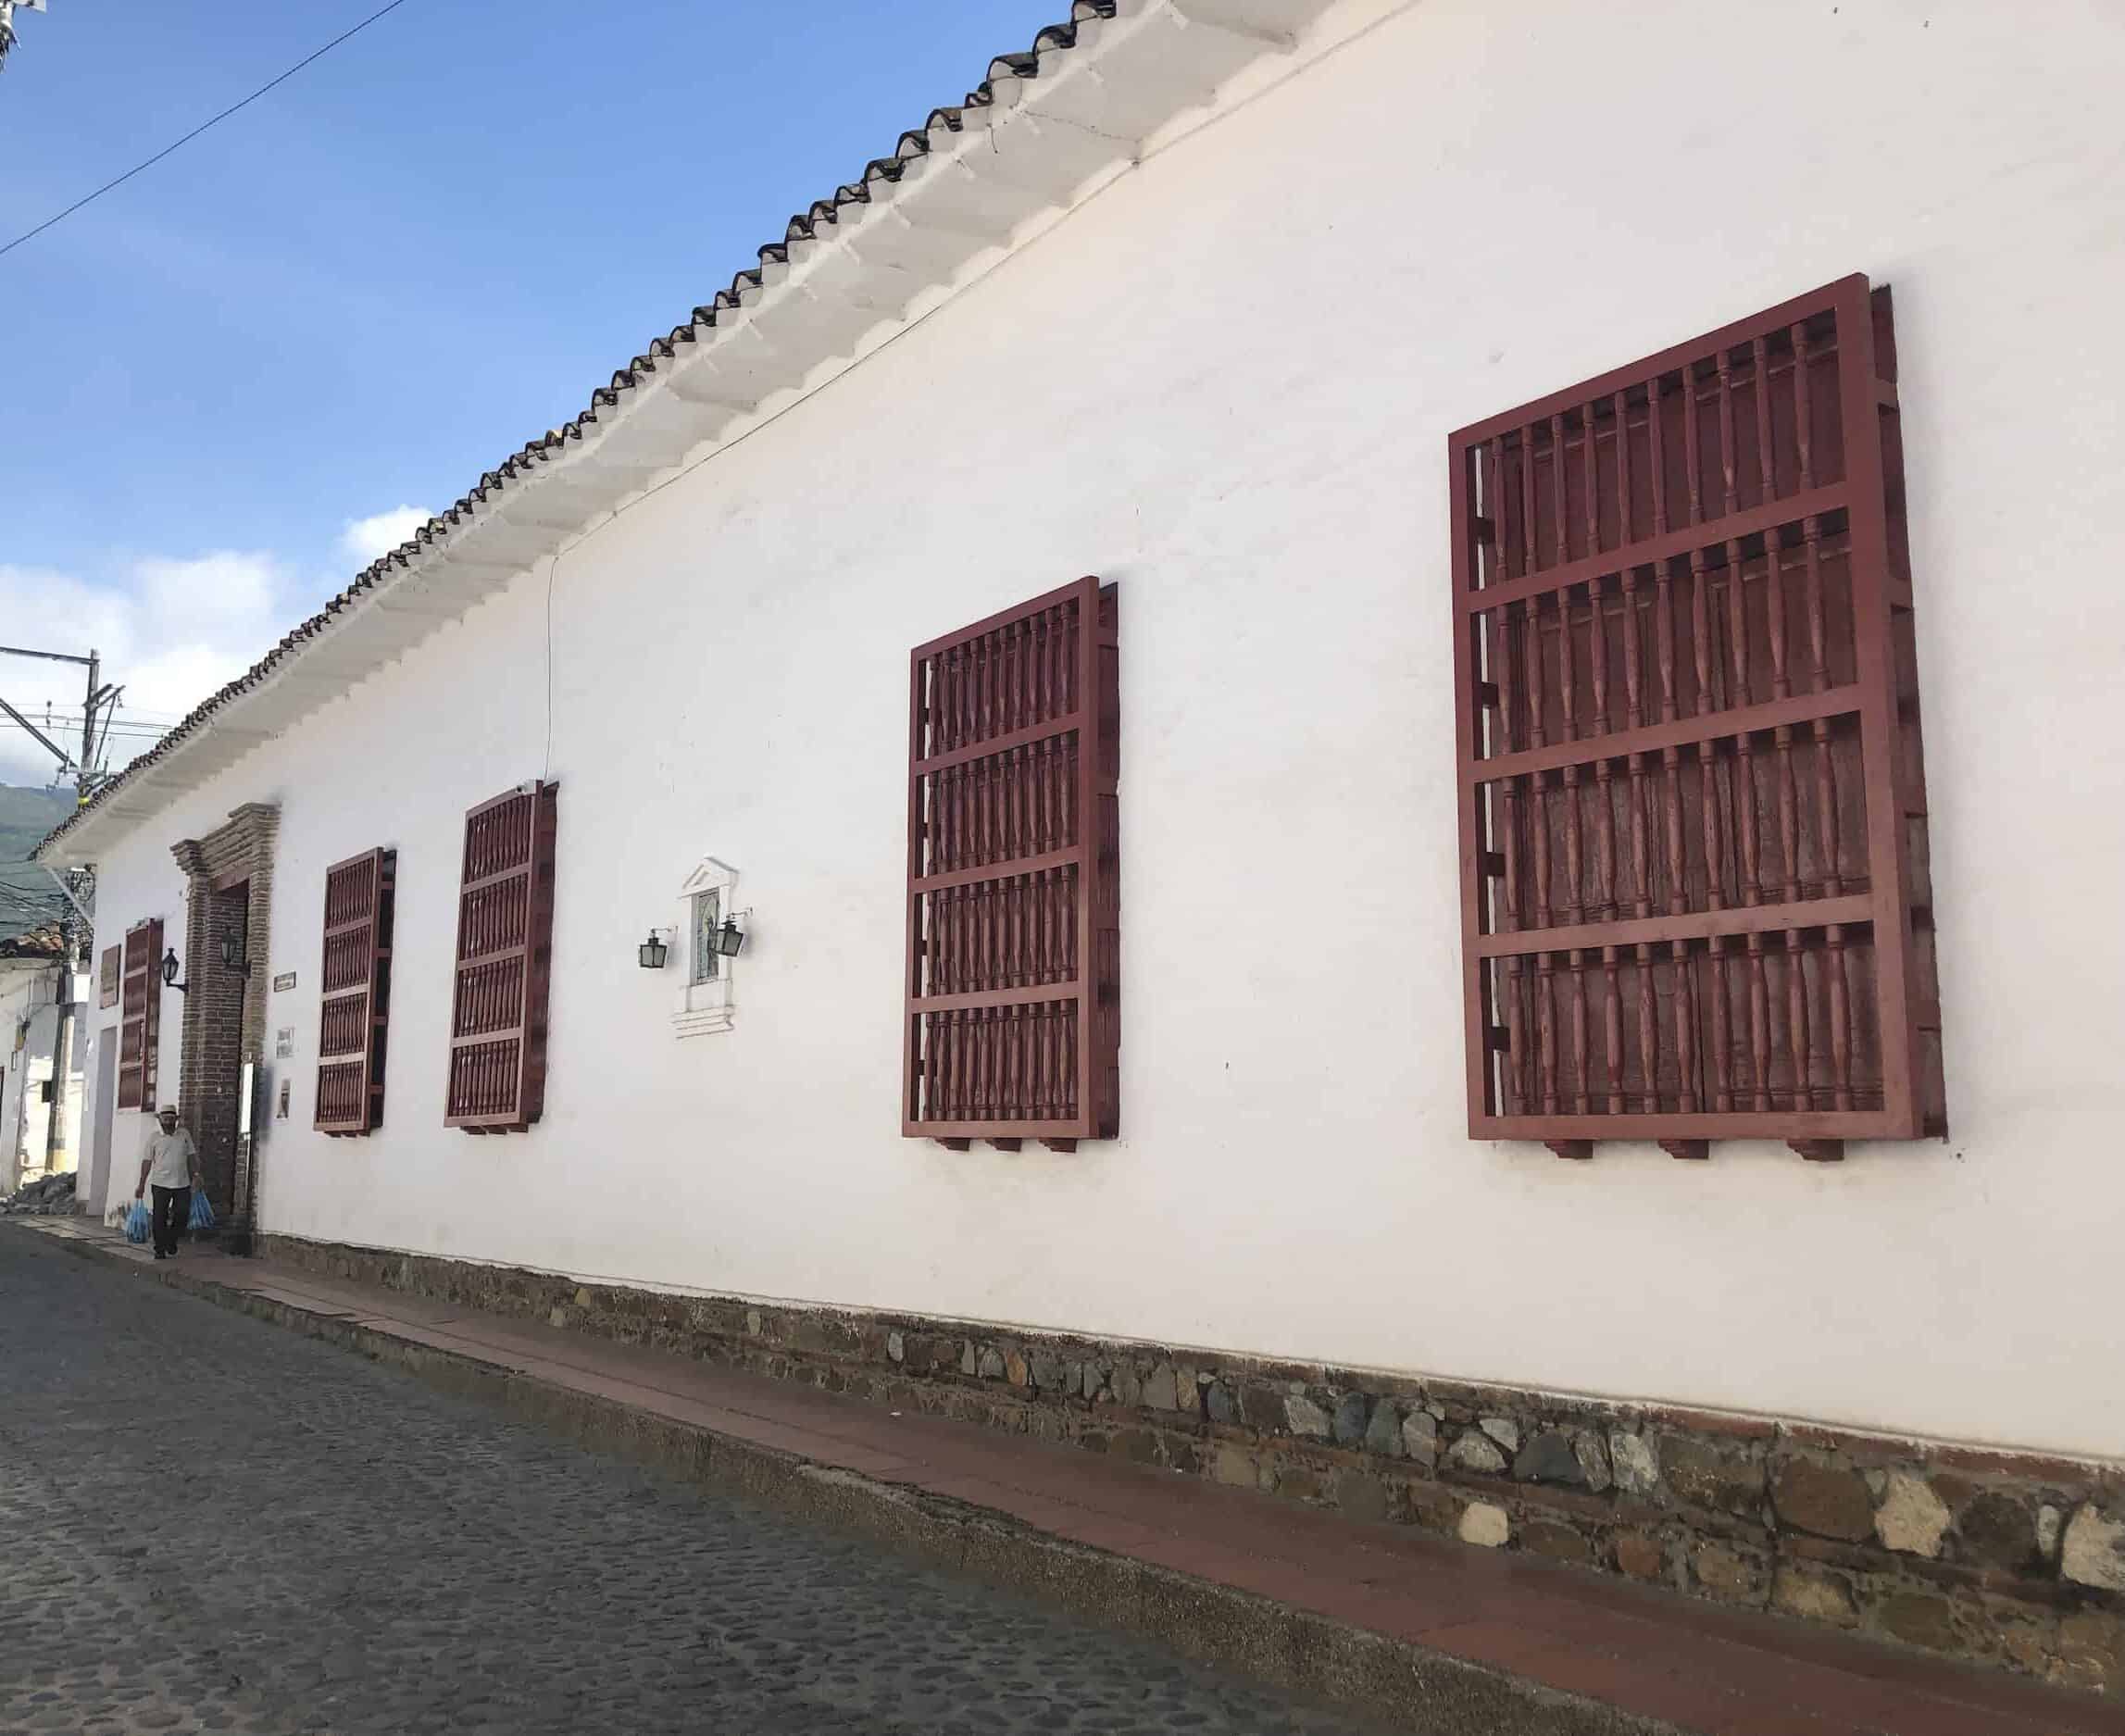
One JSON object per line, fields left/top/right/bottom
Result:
{"left": 1448, "top": 274, "right": 1942, "bottom": 1158}
{"left": 117, "top": 918, "right": 163, "bottom": 1112}
{"left": 444, "top": 782, "right": 557, "bottom": 1133}
{"left": 904, "top": 576, "right": 1119, "bottom": 1150}
{"left": 314, "top": 846, "right": 396, "bottom": 1135}
{"left": 98, "top": 944, "right": 120, "bottom": 1010}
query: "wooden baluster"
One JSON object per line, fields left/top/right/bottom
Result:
{"left": 1672, "top": 940, "right": 1698, "bottom": 1112}
{"left": 1537, "top": 953, "right": 1559, "bottom": 1116}
{"left": 1661, "top": 745, "right": 1685, "bottom": 918}
{"left": 1708, "top": 930, "right": 1734, "bottom": 1114}
{"left": 1059, "top": 601, "right": 1077, "bottom": 719}
{"left": 1524, "top": 591, "right": 1547, "bottom": 748}
{"left": 1486, "top": 437, "right": 1511, "bottom": 593}
{"left": 1560, "top": 593, "right": 1584, "bottom": 925}
{"left": 1681, "top": 361, "right": 1704, "bottom": 529}
{"left": 1059, "top": 1009, "right": 1076, "bottom": 1120}
{"left": 1636, "top": 942, "right": 1659, "bottom": 1111}
{"left": 1803, "top": 518, "right": 1842, "bottom": 896}
{"left": 1785, "top": 930, "right": 1813, "bottom": 1112}
{"left": 1583, "top": 400, "right": 1602, "bottom": 557}
{"left": 1619, "top": 564, "right": 1649, "bottom": 916}
{"left": 1494, "top": 615, "right": 1520, "bottom": 918}
{"left": 1681, "top": 549, "right": 1718, "bottom": 922}
{"left": 977, "top": 632, "right": 994, "bottom": 748}
{"left": 1570, "top": 950, "right": 1590, "bottom": 1114}
{"left": 1753, "top": 335, "right": 1777, "bottom": 509}
{"left": 1602, "top": 945, "right": 1623, "bottom": 1112}
{"left": 1486, "top": 437, "right": 1524, "bottom": 931}
{"left": 1652, "top": 553, "right": 1684, "bottom": 917}
{"left": 1505, "top": 955, "right": 1529, "bottom": 1115}
{"left": 1564, "top": 794, "right": 1581, "bottom": 934}
{"left": 1792, "top": 320, "right": 1815, "bottom": 493}
{"left": 1615, "top": 387, "right": 1635, "bottom": 545}
{"left": 1584, "top": 571, "right": 1614, "bottom": 916}
{"left": 1690, "top": 546, "right": 1715, "bottom": 718}
{"left": 1558, "top": 579, "right": 1579, "bottom": 746}
{"left": 1725, "top": 537, "right": 1762, "bottom": 905}
{"left": 1628, "top": 753, "right": 1652, "bottom": 918}
{"left": 1716, "top": 350, "right": 1740, "bottom": 518}
{"left": 1524, "top": 593, "right": 1552, "bottom": 930}
{"left": 1766, "top": 530, "right": 1802, "bottom": 903}
{"left": 1689, "top": 551, "right": 1730, "bottom": 1120}
{"left": 1746, "top": 931, "right": 1771, "bottom": 1111}
{"left": 1551, "top": 412, "right": 1570, "bottom": 568}
{"left": 1826, "top": 924, "right": 1853, "bottom": 1110}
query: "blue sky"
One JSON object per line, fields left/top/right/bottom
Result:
{"left": 0, "top": 0, "right": 1063, "bottom": 783}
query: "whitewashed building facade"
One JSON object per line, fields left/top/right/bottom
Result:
{"left": 38, "top": 0, "right": 2125, "bottom": 1690}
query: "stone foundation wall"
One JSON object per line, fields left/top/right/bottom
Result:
{"left": 257, "top": 1232, "right": 2125, "bottom": 1698}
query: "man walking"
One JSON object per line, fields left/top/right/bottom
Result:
{"left": 135, "top": 1105, "right": 203, "bottom": 1260}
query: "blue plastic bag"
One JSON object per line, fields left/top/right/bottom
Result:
{"left": 124, "top": 1200, "right": 150, "bottom": 1244}
{"left": 189, "top": 1191, "right": 217, "bottom": 1232}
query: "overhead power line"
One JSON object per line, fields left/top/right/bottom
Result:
{"left": 0, "top": 0, "right": 412, "bottom": 260}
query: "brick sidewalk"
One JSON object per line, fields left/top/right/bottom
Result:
{"left": 22, "top": 1217, "right": 2124, "bottom": 1736}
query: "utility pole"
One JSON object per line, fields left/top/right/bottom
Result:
{"left": 0, "top": 640, "right": 121, "bottom": 1185}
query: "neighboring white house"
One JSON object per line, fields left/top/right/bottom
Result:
{"left": 0, "top": 928, "right": 87, "bottom": 1198}
{"left": 33, "top": 0, "right": 2125, "bottom": 1685}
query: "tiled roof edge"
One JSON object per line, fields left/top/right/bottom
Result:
{"left": 39, "top": 0, "right": 1341, "bottom": 864}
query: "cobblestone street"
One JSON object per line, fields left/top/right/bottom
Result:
{"left": 0, "top": 1233, "right": 1381, "bottom": 1736}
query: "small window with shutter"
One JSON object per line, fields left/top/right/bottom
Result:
{"left": 446, "top": 782, "right": 557, "bottom": 1133}
{"left": 98, "top": 945, "right": 119, "bottom": 1011}
{"left": 117, "top": 918, "right": 163, "bottom": 1112}
{"left": 904, "top": 577, "right": 1119, "bottom": 1151}
{"left": 1449, "top": 274, "right": 1943, "bottom": 1161}
{"left": 315, "top": 847, "right": 396, "bottom": 1135}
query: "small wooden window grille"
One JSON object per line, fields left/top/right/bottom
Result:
{"left": 1450, "top": 275, "right": 1943, "bottom": 1160}
{"left": 445, "top": 783, "right": 557, "bottom": 1132}
{"left": 117, "top": 918, "right": 163, "bottom": 1112}
{"left": 98, "top": 944, "right": 119, "bottom": 1010}
{"left": 315, "top": 847, "right": 396, "bottom": 1136}
{"left": 905, "top": 576, "right": 1119, "bottom": 1150}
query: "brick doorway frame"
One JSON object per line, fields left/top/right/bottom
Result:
{"left": 171, "top": 803, "right": 278, "bottom": 1245}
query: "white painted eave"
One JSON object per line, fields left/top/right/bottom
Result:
{"left": 39, "top": 0, "right": 1357, "bottom": 870}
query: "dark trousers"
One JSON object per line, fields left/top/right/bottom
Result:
{"left": 150, "top": 1185, "right": 191, "bottom": 1256}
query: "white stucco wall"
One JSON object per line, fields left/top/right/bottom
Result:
{"left": 78, "top": 0, "right": 2125, "bottom": 1457}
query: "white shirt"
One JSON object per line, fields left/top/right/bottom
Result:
{"left": 144, "top": 1126, "right": 197, "bottom": 1189}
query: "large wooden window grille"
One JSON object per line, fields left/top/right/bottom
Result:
{"left": 315, "top": 847, "right": 396, "bottom": 1135}
{"left": 445, "top": 783, "right": 556, "bottom": 1133}
{"left": 1450, "top": 276, "right": 1943, "bottom": 1160}
{"left": 117, "top": 918, "right": 163, "bottom": 1112}
{"left": 905, "top": 577, "right": 1119, "bottom": 1150}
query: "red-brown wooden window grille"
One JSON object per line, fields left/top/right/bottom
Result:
{"left": 445, "top": 783, "right": 556, "bottom": 1133}
{"left": 117, "top": 918, "right": 163, "bottom": 1112}
{"left": 315, "top": 847, "right": 396, "bottom": 1136}
{"left": 98, "top": 944, "right": 119, "bottom": 1010}
{"left": 905, "top": 576, "right": 1119, "bottom": 1150}
{"left": 1450, "top": 275, "right": 1943, "bottom": 1161}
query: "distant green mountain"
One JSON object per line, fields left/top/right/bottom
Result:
{"left": 0, "top": 784, "right": 81, "bottom": 942}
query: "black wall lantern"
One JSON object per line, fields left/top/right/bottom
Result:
{"left": 711, "top": 914, "right": 747, "bottom": 958}
{"left": 637, "top": 929, "right": 670, "bottom": 971}
{"left": 161, "top": 948, "right": 187, "bottom": 994}
{"left": 219, "top": 931, "right": 251, "bottom": 975}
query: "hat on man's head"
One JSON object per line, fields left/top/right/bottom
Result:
{"left": 157, "top": 1105, "right": 178, "bottom": 1116}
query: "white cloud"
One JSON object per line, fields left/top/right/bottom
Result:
{"left": 339, "top": 505, "right": 432, "bottom": 566}
{"left": 0, "top": 553, "right": 294, "bottom": 788}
